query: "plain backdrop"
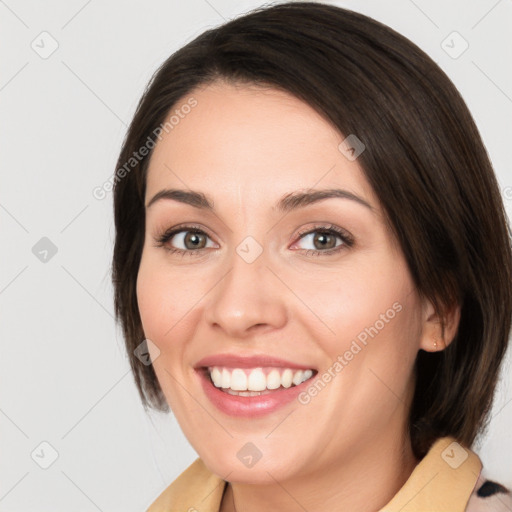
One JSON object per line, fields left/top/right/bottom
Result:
{"left": 1, "top": 0, "right": 511, "bottom": 510}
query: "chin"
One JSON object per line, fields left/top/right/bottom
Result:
{"left": 197, "top": 445, "right": 301, "bottom": 484}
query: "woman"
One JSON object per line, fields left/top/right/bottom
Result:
{"left": 111, "top": 3, "right": 512, "bottom": 511}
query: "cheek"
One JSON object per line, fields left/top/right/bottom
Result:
{"left": 287, "top": 259, "right": 414, "bottom": 350}
{"left": 135, "top": 254, "right": 212, "bottom": 354}
{"left": 136, "top": 267, "right": 168, "bottom": 342}
{"left": 136, "top": 256, "right": 183, "bottom": 347}
{"left": 291, "top": 257, "right": 422, "bottom": 408}
{"left": 310, "top": 292, "right": 421, "bottom": 432}
{"left": 135, "top": 258, "right": 198, "bottom": 410}
{"left": 334, "top": 288, "right": 421, "bottom": 405}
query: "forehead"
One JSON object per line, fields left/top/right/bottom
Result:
{"left": 145, "top": 81, "right": 377, "bottom": 209}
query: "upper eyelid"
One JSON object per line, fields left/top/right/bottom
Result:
{"left": 160, "top": 223, "right": 214, "bottom": 238}
{"left": 297, "top": 224, "right": 347, "bottom": 236}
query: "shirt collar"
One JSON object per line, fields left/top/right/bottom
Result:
{"left": 379, "top": 436, "right": 482, "bottom": 511}
{"left": 147, "top": 436, "right": 482, "bottom": 512}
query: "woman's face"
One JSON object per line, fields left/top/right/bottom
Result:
{"left": 137, "top": 81, "right": 429, "bottom": 482}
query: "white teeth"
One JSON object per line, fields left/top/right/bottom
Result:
{"left": 211, "top": 367, "right": 222, "bottom": 387}
{"left": 230, "top": 369, "right": 247, "bottom": 391}
{"left": 226, "top": 389, "right": 271, "bottom": 396}
{"left": 267, "top": 369, "right": 281, "bottom": 390}
{"left": 292, "top": 370, "right": 304, "bottom": 386}
{"left": 281, "top": 369, "right": 293, "bottom": 388}
{"left": 208, "top": 366, "right": 315, "bottom": 392}
{"left": 247, "top": 368, "right": 267, "bottom": 391}
{"left": 221, "top": 368, "right": 231, "bottom": 388}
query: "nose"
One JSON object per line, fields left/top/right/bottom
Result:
{"left": 204, "top": 247, "right": 288, "bottom": 339}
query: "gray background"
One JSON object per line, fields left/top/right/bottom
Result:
{"left": 1, "top": 0, "right": 511, "bottom": 510}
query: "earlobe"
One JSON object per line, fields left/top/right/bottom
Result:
{"left": 419, "top": 298, "right": 461, "bottom": 352}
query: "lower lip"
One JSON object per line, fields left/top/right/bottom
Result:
{"left": 197, "top": 369, "right": 314, "bottom": 417}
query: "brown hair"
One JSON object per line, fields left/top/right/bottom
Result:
{"left": 111, "top": 2, "right": 512, "bottom": 458}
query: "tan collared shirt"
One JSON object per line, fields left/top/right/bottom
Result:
{"left": 147, "top": 436, "right": 482, "bottom": 512}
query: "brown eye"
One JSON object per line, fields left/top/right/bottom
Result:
{"left": 155, "top": 226, "right": 217, "bottom": 254}
{"left": 291, "top": 225, "right": 354, "bottom": 256}
{"left": 311, "top": 232, "right": 337, "bottom": 250}
{"left": 182, "top": 231, "right": 207, "bottom": 249}
{"left": 296, "top": 229, "right": 345, "bottom": 251}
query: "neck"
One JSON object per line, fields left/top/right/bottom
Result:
{"left": 220, "top": 429, "right": 419, "bottom": 512}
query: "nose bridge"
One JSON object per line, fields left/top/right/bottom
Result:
{"left": 204, "top": 238, "right": 287, "bottom": 336}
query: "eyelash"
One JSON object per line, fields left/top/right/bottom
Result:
{"left": 153, "top": 223, "right": 354, "bottom": 258}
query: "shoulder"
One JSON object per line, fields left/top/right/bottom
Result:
{"left": 146, "top": 458, "right": 226, "bottom": 512}
{"left": 465, "top": 473, "right": 512, "bottom": 512}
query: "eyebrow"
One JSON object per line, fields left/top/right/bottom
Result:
{"left": 146, "top": 187, "right": 373, "bottom": 212}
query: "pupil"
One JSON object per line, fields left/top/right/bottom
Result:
{"left": 185, "top": 232, "right": 205, "bottom": 249}
{"left": 315, "top": 233, "right": 335, "bottom": 249}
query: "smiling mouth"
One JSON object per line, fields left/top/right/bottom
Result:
{"left": 202, "top": 366, "right": 317, "bottom": 396}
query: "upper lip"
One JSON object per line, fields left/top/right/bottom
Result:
{"left": 194, "top": 353, "right": 316, "bottom": 370}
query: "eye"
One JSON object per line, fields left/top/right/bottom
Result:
{"left": 291, "top": 224, "right": 354, "bottom": 256}
{"left": 153, "top": 224, "right": 217, "bottom": 255}
{"left": 153, "top": 223, "right": 354, "bottom": 258}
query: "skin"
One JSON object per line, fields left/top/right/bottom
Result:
{"left": 136, "top": 81, "right": 459, "bottom": 511}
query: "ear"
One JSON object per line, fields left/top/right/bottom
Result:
{"left": 419, "top": 297, "right": 461, "bottom": 352}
